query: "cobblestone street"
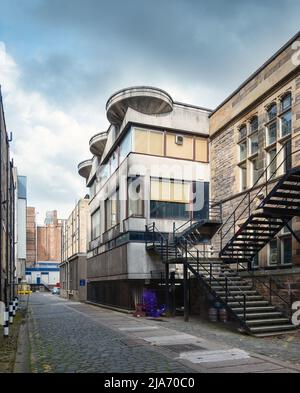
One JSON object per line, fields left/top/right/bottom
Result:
{"left": 25, "top": 293, "right": 192, "bottom": 373}
{"left": 15, "top": 293, "right": 300, "bottom": 374}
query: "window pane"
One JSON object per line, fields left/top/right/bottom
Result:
{"left": 240, "top": 163, "right": 247, "bottom": 191}
{"left": 284, "top": 140, "right": 292, "bottom": 172}
{"left": 268, "top": 148, "right": 277, "bottom": 179}
{"left": 120, "top": 130, "right": 132, "bottom": 162}
{"left": 239, "top": 125, "right": 247, "bottom": 140}
{"left": 249, "top": 133, "right": 258, "bottom": 155}
{"left": 281, "top": 110, "right": 292, "bottom": 137}
{"left": 166, "top": 133, "right": 193, "bottom": 160}
{"left": 134, "top": 129, "right": 164, "bottom": 156}
{"left": 134, "top": 129, "right": 148, "bottom": 154}
{"left": 195, "top": 138, "right": 208, "bottom": 162}
{"left": 149, "top": 131, "right": 164, "bottom": 156}
{"left": 151, "top": 178, "right": 190, "bottom": 203}
{"left": 282, "top": 94, "right": 292, "bottom": 111}
{"left": 252, "top": 158, "right": 260, "bottom": 184}
{"left": 110, "top": 150, "right": 118, "bottom": 175}
{"left": 267, "top": 122, "right": 277, "bottom": 145}
{"left": 150, "top": 201, "right": 190, "bottom": 220}
{"left": 128, "top": 177, "right": 144, "bottom": 217}
{"left": 250, "top": 117, "right": 258, "bottom": 133}
{"left": 268, "top": 103, "right": 277, "bottom": 121}
{"left": 239, "top": 141, "right": 247, "bottom": 161}
{"left": 91, "top": 209, "right": 100, "bottom": 240}
{"left": 282, "top": 237, "right": 292, "bottom": 265}
{"left": 269, "top": 239, "right": 278, "bottom": 265}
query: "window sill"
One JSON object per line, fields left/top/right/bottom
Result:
{"left": 265, "top": 141, "right": 277, "bottom": 151}
{"left": 248, "top": 152, "right": 258, "bottom": 160}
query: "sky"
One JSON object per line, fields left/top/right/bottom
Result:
{"left": 0, "top": 0, "right": 299, "bottom": 224}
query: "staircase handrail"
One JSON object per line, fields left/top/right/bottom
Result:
{"left": 218, "top": 134, "right": 300, "bottom": 243}
{"left": 235, "top": 262, "right": 292, "bottom": 315}
{"left": 178, "top": 241, "right": 249, "bottom": 321}
{"left": 174, "top": 200, "right": 222, "bottom": 236}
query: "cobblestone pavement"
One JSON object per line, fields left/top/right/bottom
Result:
{"left": 26, "top": 293, "right": 193, "bottom": 373}
{"left": 24, "top": 293, "right": 300, "bottom": 373}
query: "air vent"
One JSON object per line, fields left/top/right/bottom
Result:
{"left": 175, "top": 135, "right": 184, "bottom": 145}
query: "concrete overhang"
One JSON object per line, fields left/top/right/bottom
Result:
{"left": 78, "top": 159, "right": 93, "bottom": 179}
{"left": 106, "top": 86, "right": 173, "bottom": 126}
{"left": 89, "top": 131, "right": 108, "bottom": 156}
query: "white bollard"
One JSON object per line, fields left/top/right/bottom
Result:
{"left": 12, "top": 299, "right": 16, "bottom": 316}
{"left": 4, "top": 307, "right": 9, "bottom": 337}
{"left": 9, "top": 302, "right": 13, "bottom": 324}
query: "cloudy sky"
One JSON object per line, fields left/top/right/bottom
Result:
{"left": 0, "top": 0, "right": 299, "bottom": 223}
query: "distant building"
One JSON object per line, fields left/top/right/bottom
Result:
{"left": 37, "top": 210, "right": 63, "bottom": 263}
{"left": 25, "top": 262, "right": 60, "bottom": 287}
{"left": 26, "top": 207, "right": 36, "bottom": 266}
{"left": 60, "top": 198, "right": 90, "bottom": 301}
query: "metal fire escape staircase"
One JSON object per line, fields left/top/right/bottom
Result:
{"left": 146, "top": 139, "right": 300, "bottom": 337}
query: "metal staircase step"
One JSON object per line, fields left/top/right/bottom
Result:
{"left": 237, "top": 312, "right": 282, "bottom": 319}
{"left": 216, "top": 290, "right": 258, "bottom": 296}
{"left": 249, "top": 324, "right": 296, "bottom": 333}
{"left": 227, "top": 300, "right": 270, "bottom": 307}
{"left": 263, "top": 207, "right": 300, "bottom": 217}
{"left": 273, "top": 191, "right": 300, "bottom": 199}
{"left": 279, "top": 184, "right": 300, "bottom": 192}
{"left": 222, "top": 295, "right": 263, "bottom": 301}
{"left": 232, "top": 306, "right": 276, "bottom": 312}
{"left": 267, "top": 200, "right": 300, "bottom": 207}
{"left": 246, "top": 318, "right": 290, "bottom": 326}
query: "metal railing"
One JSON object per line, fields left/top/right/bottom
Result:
{"left": 173, "top": 200, "right": 222, "bottom": 238}
{"left": 218, "top": 135, "right": 300, "bottom": 251}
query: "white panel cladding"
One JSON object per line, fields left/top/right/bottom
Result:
{"left": 17, "top": 198, "right": 27, "bottom": 259}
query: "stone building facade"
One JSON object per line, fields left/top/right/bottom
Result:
{"left": 0, "top": 89, "right": 17, "bottom": 305}
{"left": 210, "top": 32, "right": 300, "bottom": 302}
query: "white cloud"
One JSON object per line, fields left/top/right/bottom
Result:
{"left": 0, "top": 42, "right": 101, "bottom": 223}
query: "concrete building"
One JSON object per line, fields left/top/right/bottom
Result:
{"left": 0, "top": 88, "right": 16, "bottom": 305}
{"left": 15, "top": 174, "right": 27, "bottom": 283}
{"left": 78, "top": 86, "right": 212, "bottom": 310}
{"left": 60, "top": 197, "right": 90, "bottom": 301}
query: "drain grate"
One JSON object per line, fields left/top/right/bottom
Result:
{"left": 162, "top": 344, "right": 205, "bottom": 354}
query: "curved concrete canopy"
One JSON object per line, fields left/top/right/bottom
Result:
{"left": 106, "top": 86, "right": 173, "bottom": 125}
{"left": 78, "top": 159, "right": 93, "bottom": 179}
{"left": 89, "top": 131, "right": 108, "bottom": 156}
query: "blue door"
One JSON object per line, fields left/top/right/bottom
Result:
{"left": 37, "top": 277, "right": 41, "bottom": 285}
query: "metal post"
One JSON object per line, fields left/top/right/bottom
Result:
{"left": 184, "top": 240, "right": 189, "bottom": 322}
{"left": 269, "top": 276, "right": 272, "bottom": 304}
{"left": 209, "top": 263, "right": 212, "bottom": 286}
{"left": 183, "top": 262, "right": 189, "bottom": 322}
{"left": 243, "top": 294, "right": 246, "bottom": 321}
{"left": 165, "top": 262, "right": 170, "bottom": 315}
{"left": 225, "top": 277, "right": 228, "bottom": 304}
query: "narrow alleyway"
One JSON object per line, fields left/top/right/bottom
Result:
{"left": 17, "top": 293, "right": 300, "bottom": 373}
